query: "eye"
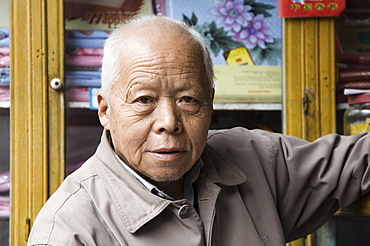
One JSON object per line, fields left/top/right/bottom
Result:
{"left": 178, "top": 96, "right": 201, "bottom": 114}
{"left": 138, "top": 96, "right": 152, "bottom": 104}
{"left": 182, "top": 96, "right": 195, "bottom": 103}
{"left": 131, "top": 96, "right": 156, "bottom": 114}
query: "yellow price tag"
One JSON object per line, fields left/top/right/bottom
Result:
{"left": 223, "top": 46, "right": 255, "bottom": 66}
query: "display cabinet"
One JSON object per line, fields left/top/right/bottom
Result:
{"left": 0, "top": 0, "right": 10, "bottom": 245}
{"left": 6, "top": 0, "right": 369, "bottom": 245}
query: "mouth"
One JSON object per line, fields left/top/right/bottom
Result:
{"left": 149, "top": 148, "right": 186, "bottom": 161}
{"left": 156, "top": 150, "right": 180, "bottom": 154}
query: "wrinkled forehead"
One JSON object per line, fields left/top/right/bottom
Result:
{"left": 119, "top": 45, "right": 208, "bottom": 93}
{"left": 121, "top": 30, "right": 206, "bottom": 78}
{"left": 107, "top": 21, "right": 211, "bottom": 95}
{"left": 126, "top": 26, "right": 201, "bottom": 57}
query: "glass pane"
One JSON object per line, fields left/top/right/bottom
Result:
{"left": 63, "top": 0, "right": 153, "bottom": 176}
{"left": 0, "top": 0, "right": 10, "bottom": 245}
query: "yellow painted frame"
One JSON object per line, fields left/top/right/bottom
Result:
{"left": 10, "top": 0, "right": 65, "bottom": 245}
{"left": 283, "top": 17, "right": 336, "bottom": 140}
{"left": 284, "top": 17, "right": 337, "bottom": 246}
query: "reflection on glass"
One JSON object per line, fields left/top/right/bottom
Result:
{"left": 0, "top": 0, "right": 10, "bottom": 244}
{"left": 63, "top": 0, "right": 152, "bottom": 176}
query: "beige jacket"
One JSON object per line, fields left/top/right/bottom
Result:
{"left": 28, "top": 127, "right": 370, "bottom": 245}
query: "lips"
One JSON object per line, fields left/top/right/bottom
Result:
{"left": 149, "top": 148, "right": 186, "bottom": 161}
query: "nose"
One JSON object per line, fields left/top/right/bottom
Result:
{"left": 154, "top": 100, "right": 183, "bottom": 134}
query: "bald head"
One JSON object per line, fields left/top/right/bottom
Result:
{"left": 100, "top": 15, "right": 214, "bottom": 101}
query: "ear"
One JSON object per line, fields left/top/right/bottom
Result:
{"left": 97, "top": 93, "right": 111, "bottom": 130}
{"left": 211, "top": 88, "right": 215, "bottom": 102}
{"left": 208, "top": 88, "right": 215, "bottom": 122}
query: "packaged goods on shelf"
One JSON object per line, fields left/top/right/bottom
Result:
{"left": 0, "top": 47, "right": 9, "bottom": 67}
{"left": 0, "top": 28, "right": 9, "bottom": 47}
{"left": 66, "top": 87, "right": 90, "bottom": 102}
{"left": 336, "top": 54, "right": 370, "bottom": 103}
{"left": 64, "top": 0, "right": 153, "bottom": 30}
{"left": 66, "top": 69, "right": 102, "bottom": 87}
{"left": 65, "top": 48, "right": 103, "bottom": 69}
{"left": 65, "top": 33, "right": 104, "bottom": 88}
{"left": 0, "top": 68, "right": 9, "bottom": 86}
{"left": 0, "top": 32, "right": 10, "bottom": 87}
{"left": 0, "top": 172, "right": 9, "bottom": 193}
{"left": 0, "top": 86, "right": 9, "bottom": 101}
{"left": 344, "top": 89, "right": 370, "bottom": 135}
{"left": 65, "top": 30, "right": 110, "bottom": 48}
{"left": 0, "top": 172, "right": 10, "bottom": 218}
{"left": 0, "top": 196, "right": 9, "bottom": 217}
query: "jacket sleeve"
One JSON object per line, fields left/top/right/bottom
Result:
{"left": 263, "top": 130, "right": 370, "bottom": 241}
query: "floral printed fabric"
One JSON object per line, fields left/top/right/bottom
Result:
{"left": 166, "top": 0, "right": 281, "bottom": 65}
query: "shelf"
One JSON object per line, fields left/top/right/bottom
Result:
{"left": 213, "top": 103, "right": 282, "bottom": 111}
{"left": 0, "top": 101, "right": 9, "bottom": 108}
{"left": 337, "top": 103, "right": 349, "bottom": 110}
{"left": 68, "top": 101, "right": 90, "bottom": 108}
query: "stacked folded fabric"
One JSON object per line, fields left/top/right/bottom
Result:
{"left": 0, "top": 28, "right": 9, "bottom": 47}
{"left": 65, "top": 30, "right": 108, "bottom": 102}
{"left": 0, "top": 172, "right": 10, "bottom": 217}
{"left": 66, "top": 48, "right": 103, "bottom": 69}
{"left": 65, "top": 30, "right": 109, "bottom": 49}
{"left": 0, "top": 28, "right": 10, "bottom": 102}
{"left": 0, "top": 31, "right": 10, "bottom": 215}
{"left": 0, "top": 67, "right": 9, "bottom": 86}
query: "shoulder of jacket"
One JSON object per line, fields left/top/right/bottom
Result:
{"left": 207, "top": 127, "right": 271, "bottom": 143}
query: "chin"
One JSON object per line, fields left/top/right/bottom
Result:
{"left": 149, "top": 174, "right": 183, "bottom": 183}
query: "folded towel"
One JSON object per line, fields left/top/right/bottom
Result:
{"left": 0, "top": 86, "right": 10, "bottom": 101}
{"left": 0, "top": 172, "right": 10, "bottom": 193}
{"left": 65, "top": 37, "right": 105, "bottom": 48}
{"left": 0, "top": 68, "right": 10, "bottom": 85}
{"left": 66, "top": 54, "right": 102, "bottom": 67}
{"left": 0, "top": 196, "right": 10, "bottom": 217}
{"left": 66, "top": 87, "right": 90, "bottom": 102}
{"left": 0, "top": 28, "right": 10, "bottom": 47}
{"left": 65, "top": 30, "right": 111, "bottom": 39}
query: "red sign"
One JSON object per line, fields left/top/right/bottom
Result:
{"left": 279, "top": 0, "right": 346, "bottom": 18}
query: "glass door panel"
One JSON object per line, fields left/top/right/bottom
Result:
{"left": 63, "top": 0, "right": 153, "bottom": 177}
{"left": 0, "top": 0, "right": 10, "bottom": 245}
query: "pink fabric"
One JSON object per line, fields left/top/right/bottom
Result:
{"left": 0, "top": 86, "right": 10, "bottom": 101}
{"left": 66, "top": 55, "right": 102, "bottom": 67}
{"left": 66, "top": 87, "right": 89, "bottom": 102}
{"left": 0, "top": 171, "right": 10, "bottom": 192}
{"left": 0, "top": 196, "right": 10, "bottom": 217}
{"left": 66, "top": 48, "right": 103, "bottom": 56}
{"left": 66, "top": 48, "right": 103, "bottom": 67}
{"left": 0, "top": 47, "right": 10, "bottom": 67}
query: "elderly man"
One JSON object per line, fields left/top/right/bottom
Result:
{"left": 28, "top": 15, "right": 370, "bottom": 245}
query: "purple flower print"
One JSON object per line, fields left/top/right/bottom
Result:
{"left": 231, "top": 14, "right": 273, "bottom": 49}
{"left": 210, "top": 0, "right": 253, "bottom": 33}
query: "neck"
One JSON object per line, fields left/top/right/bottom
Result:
{"left": 146, "top": 177, "right": 184, "bottom": 199}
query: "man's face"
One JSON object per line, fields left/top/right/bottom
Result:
{"left": 98, "top": 37, "right": 213, "bottom": 182}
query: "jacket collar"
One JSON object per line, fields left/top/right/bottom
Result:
{"left": 93, "top": 130, "right": 246, "bottom": 233}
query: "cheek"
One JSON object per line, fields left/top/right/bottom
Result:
{"left": 185, "top": 114, "right": 211, "bottom": 150}
{"left": 109, "top": 107, "right": 151, "bottom": 149}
